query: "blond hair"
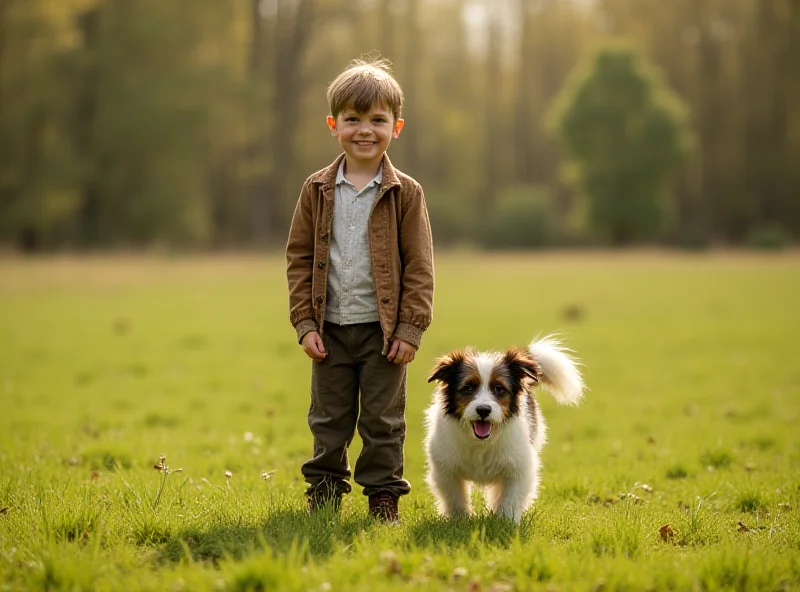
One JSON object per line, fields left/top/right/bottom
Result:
{"left": 327, "top": 57, "right": 404, "bottom": 120}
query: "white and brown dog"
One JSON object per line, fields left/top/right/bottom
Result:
{"left": 424, "top": 336, "right": 585, "bottom": 523}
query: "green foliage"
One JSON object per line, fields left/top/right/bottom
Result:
{"left": 1, "top": 253, "right": 799, "bottom": 590}
{"left": 479, "top": 185, "right": 562, "bottom": 250}
{"left": 548, "top": 42, "right": 692, "bottom": 244}
{"left": 745, "top": 224, "right": 793, "bottom": 250}
{"left": 1, "top": 0, "right": 798, "bottom": 249}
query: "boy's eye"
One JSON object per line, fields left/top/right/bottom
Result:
{"left": 345, "top": 116, "right": 358, "bottom": 122}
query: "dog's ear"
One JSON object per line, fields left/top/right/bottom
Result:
{"left": 503, "top": 347, "right": 542, "bottom": 385}
{"left": 428, "top": 350, "right": 466, "bottom": 384}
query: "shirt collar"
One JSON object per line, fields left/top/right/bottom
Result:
{"left": 335, "top": 159, "right": 383, "bottom": 188}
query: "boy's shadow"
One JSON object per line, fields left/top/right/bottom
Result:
{"left": 158, "top": 506, "right": 375, "bottom": 564}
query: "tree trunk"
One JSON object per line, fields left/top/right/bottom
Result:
{"left": 478, "top": 12, "right": 501, "bottom": 222}
{"left": 402, "top": 0, "right": 420, "bottom": 175}
{"left": 249, "top": 0, "right": 315, "bottom": 246}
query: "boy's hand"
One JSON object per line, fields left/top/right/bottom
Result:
{"left": 387, "top": 338, "right": 417, "bottom": 365}
{"left": 301, "top": 331, "right": 327, "bottom": 361}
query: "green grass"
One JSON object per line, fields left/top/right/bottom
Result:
{"left": 1, "top": 251, "right": 799, "bottom": 591}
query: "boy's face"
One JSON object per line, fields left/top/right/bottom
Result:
{"left": 326, "top": 103, "right": 404, "bottom": 169}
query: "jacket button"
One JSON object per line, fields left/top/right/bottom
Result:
{"left": 381, "top": 297, "right": 390, "bottom": 304}
{"left": 317, "top": 261, "right": 326, "bottom": 269}
{"left": 316, "top": 295, "right": 324, "bottom": 304}
{"left": 321, "top": 233, "right": 329, "bottom": 242}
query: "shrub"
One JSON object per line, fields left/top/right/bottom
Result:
{"left": 745, "top": 224, "right": 792, "bottom": 250}
{"left": 480, "top": 185, "right": 562, "bottom": 249}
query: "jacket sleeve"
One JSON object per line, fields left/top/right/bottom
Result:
{"left": 285, "top": 178, "right": 318, "bottom": 343}
{"left": 394, "top": 182, "right": 435, "bottom": 348}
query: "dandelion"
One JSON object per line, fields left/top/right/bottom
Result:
{"left": 224, "top": 470, "right": 233, "bottom": 480}
{"left": 261, "top": 470, "right": 275, "bottom": 480}
{"left": 151, "top": 454, "right": 183, "bottom": 510}
{"left": 154, "top": 455, "right": 182, "bottom": 475}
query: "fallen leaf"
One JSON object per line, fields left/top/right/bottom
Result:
{"left": 737, "top": 521, "right": 751, "bottom": 533}
{"left": 659, "top": 524, "right": 675, "bottom": 542}
{"left": 380, "top": 550, "right": 401, "bottom": 575}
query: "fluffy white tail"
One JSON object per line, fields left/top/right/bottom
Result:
{"left": 528, "top": 335, "right": 585, "bottom": 405}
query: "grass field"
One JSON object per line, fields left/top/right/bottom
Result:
{"left": 1, "top": 251, "right": 799, "bottom": 591}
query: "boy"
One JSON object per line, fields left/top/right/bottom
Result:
{"left": 285, "top": 58, "right": 434, "bottom": 522}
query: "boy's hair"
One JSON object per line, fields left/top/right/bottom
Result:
{"left": 327, "top": 57, "right": 404, "bottom": 121}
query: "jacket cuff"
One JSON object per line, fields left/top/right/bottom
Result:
{"left": 393, "top": 322, "right": 424, "bottom": 350}
{"left": 295, "top": 319, "right": 319, "bottom": 344}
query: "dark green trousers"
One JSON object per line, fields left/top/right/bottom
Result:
{"left": 302, "top": 322, "right": 410, "bottom": 498}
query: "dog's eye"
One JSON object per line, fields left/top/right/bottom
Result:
{"left": 460, "top": 384, "right": 475, "bottom": 395}
{"left": 493, "top": 384, "right": 508, "bottom": 396}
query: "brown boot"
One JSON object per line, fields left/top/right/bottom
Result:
{"left": 307, "top": 489, "right": 342, "bottom": 514}
{"left": 368, "top": 492, "right": 399, "bottom": 523}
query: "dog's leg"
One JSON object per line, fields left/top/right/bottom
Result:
{"left": 487, "top": 465, "right": 541, "bottom": 524}
{"left": 486, "top": 479, "right": 532, "bottom": 523}
{"left": 427, "top": 467, "right": 471, "bottom": 517}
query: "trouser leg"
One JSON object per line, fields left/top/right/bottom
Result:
{"left": 301, "top": 323, "right": 358, "bottom": 496}
{"left": 352, "top": 323, "right": 411, "bottom": 497}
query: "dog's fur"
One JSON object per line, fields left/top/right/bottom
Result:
{"left": 424, "top": 335, "right": 585, "bottom": 523}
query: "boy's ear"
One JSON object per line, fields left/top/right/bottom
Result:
{"left": 326, "top": 115, "right": 338, "bottom": 137}
{"left": 393, "top": 118, "right": 405, "bottom": 139}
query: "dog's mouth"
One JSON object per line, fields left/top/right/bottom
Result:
{"left": 472, "top": 420, "right": 492, "bottom": 439}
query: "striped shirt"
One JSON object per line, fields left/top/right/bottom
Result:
{"left": 324, "top": 160, "right": 383, "bottom": 325}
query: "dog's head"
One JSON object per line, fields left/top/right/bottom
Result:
{"left": 428, "top": 347, "right": 542, "bottom": 440}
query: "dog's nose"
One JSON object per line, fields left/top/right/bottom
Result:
{"left": 476, "top": 405, "right": 491, "bottom": 419}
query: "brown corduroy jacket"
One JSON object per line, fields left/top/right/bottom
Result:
{"left": 286, "top": 153, "right": 435, "bottom": 354}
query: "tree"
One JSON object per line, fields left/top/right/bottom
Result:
{"left": 547, "top": 42, "right": 692, "bottom": 244}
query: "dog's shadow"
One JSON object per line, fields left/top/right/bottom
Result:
{"left": 408, "top": 511, "right": 536, "bottom": 550}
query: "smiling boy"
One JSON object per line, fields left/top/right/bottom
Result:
{"left": 285, "top": 58, "right": 435, "bottom": 521}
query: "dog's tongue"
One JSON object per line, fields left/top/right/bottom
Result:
{"left": 473, "top": 420, "right": 492, "bottom": 439}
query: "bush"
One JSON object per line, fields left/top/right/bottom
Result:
{"left": 480, "top": 185, "right": 562, "bottom": 249}
{"left": 745, "top": 224, "right": 792, "bottom": 250}
{"left": 426, "top": 188, "right": 475, "bottom": 247}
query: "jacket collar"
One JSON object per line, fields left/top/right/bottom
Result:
{"left": 313, "top": 153, "right": 401, "bottom": 191}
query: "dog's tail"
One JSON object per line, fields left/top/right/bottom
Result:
{"left": 528, "top": 335, "right": 585, "bottom": 406}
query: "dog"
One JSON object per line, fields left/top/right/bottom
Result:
{"left": 424, "top": 335, "right": 585, "bottom": 523}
